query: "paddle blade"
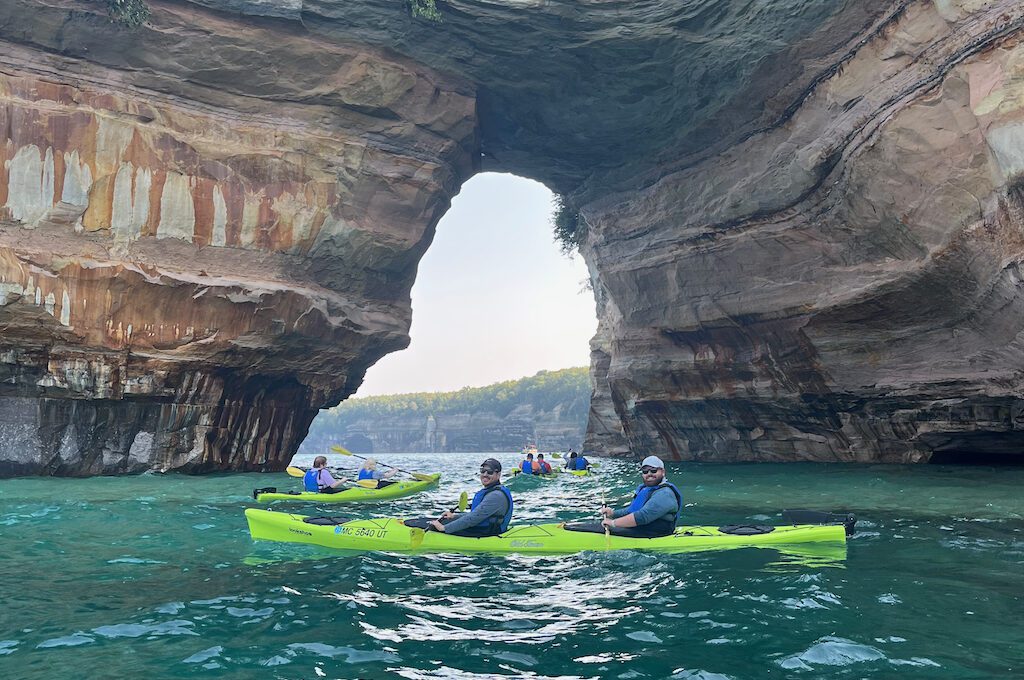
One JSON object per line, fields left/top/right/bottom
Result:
{"left": 355, "top": 479, "right": 378, "bottom": 488}
{"left": 330, "top": 445, "right": 353, "bottom": 456}
{"left": 458, "top": 491, "right": 468, "bottom": 512}
{"left": 411, "top": 472, "right": 436, "bottom": 481}
{"left": 285, "top": 466, "right": 305, "bottom": 478}
{"left": 409, "top": 527, "right": 426, "bottom": 549}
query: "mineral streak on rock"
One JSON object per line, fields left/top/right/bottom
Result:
{"left": 3, "top": 0, "right": 1024, "bottom": 474}
{"left": 0, "top": 0, "right": 477, "bottom": 475}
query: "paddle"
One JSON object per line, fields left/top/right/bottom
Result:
{"left": 284, "top": 466, "right": 377, "bottom": 488}
{"left": 330, "top": 445, "right": 435, "bottom": 481}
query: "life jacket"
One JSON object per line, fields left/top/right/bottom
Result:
{"left": 574, "top": 457, "right": 589, "bottom": 471}
{"left": 303, "top": 468, "right": 325, "bottom": 492}
{"left": 520, "top": 460, "right": 533, "bottom": 474}
{"left": 624, "top": 481, "right": 682, "bottom": 533}
{"left": 358, "top": 469, "right": 375, "bottom": 481}
{"left": 539, "top": 461, "right": 552, "bottom": 474}
{"left": 469, "top": 484, "right": 514, "bottom": 534}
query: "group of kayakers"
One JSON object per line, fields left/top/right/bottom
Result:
{"left": 519, "top": 452, "right": 553, "bottom": 474}
{"left": 428, "top": 454, "right": 679, "bottom": 539}
{"left": 298, "top": 450, "right": 680, "bottom": 541}
{"left": 518, "top": 449, "right": 589, "bottom": 474}
{"left": 302, "top": 456, "right": 395, "bottom": 493}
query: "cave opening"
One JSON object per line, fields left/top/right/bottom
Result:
{"left": 355, "top": 172, "right": 598, "bottom": 397}
{"left": 300, "top": 173, "right": 598, "bottom": 454}
{"left": 926, "top": 431, "right": 1024, "bottom": 465}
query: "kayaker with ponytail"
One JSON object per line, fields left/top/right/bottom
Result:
{"left": 357, "top": 458, "right": 398, "bottom": 488}
{"left": 303, "top": 456, "right": 350, "bottom": 494}
{"left": 429, "top": 458, "right": 513, "bottom": 537}
{"left": 599, "top": 456, "right": 681, "bottom": 537}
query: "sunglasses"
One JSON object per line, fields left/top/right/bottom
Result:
{"left": 640, "top": 467, "right": 661, "bottom": 475}
{"left": 479, "top": 468, "right": 498, "bottom": 475}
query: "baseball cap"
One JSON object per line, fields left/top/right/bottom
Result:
{"left": 640, "top": 455, "right": 664, "bottom": 469}
{"left": 481, "top": 457, "right": 502, "bottom": 472}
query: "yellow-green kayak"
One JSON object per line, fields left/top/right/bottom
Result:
{"left": 244, "top": 508, "right": 851, "bottom": 555}
{"left": 252, "top": 474, "right": 440, "bottom": 504}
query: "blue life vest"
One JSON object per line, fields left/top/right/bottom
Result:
{"left": 572, "top": 457, "right": 589, "bottom": 470}
{"left": 470, "top": 484, "right": 514, "bottom": 533}
{"left": 303, "top": 468, "right": 323, "bottom": 492}
{"left": 625, "top": 481, "right": 682, "bottom": 528}
{"left": 520, "top": 460, "right": 532, "bottom": 474}
{"left": 358, "top": 469, "right": 375, "bottom": 481}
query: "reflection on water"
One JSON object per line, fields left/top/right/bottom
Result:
{"left": 0, "top": 453, "right": 1021, "bottom": 678}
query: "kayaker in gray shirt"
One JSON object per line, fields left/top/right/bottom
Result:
{"left": 600, "top": 456, "right": 682, "bottom": 537}
{"left": 429, "top": 458, "right": 514, "bottom": 537}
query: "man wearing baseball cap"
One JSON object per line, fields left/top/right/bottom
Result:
{"left": 600, "top": 455, "right": 682, "bottom": 537}
{"left": 429, "top": 458, "right": 514, "bottom": 536}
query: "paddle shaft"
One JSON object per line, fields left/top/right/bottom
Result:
{"left": 330, "top": 446, "right": 427, "bottom": 479}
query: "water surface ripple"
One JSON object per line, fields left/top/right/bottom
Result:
{"left": 0, "top": 453, "right": 1020, "bottom": 678}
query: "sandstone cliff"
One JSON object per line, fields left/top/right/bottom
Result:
{"left": 2, "top": 1, "right": 1023, "bottom": 474}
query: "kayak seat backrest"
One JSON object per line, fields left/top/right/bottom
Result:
{"left": 717, "top": 524, "right": 775, "bottom": 535}
{"left": 303, "top": 516, "right": 352, "bottom": 526}
{"left": 252, "top": 487, "right": 277, "bottom": 499}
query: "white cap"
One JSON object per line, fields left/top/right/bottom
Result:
{"left": 640, "top": 455, "right": 664, "bottom": 469}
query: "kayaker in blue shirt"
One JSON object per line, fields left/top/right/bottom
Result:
{"left": 600, "top": 456, "right": 681, "bottom": 537}
{"left": 429, "top": 458, "right": 513, "bottom": 537}
{"left": 302, "top": 456, "right": 351, "bottom": 494}
{"left": 357, "top": 458, "right": 398, "bottom": 488}
{"left": 520, "top": 453, "right": 535, "bottom": 474}
{"left": 566, "top": 450, "right": 590, "bottom": 471}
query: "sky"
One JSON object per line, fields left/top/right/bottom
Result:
{"left": 355, "top": 173, "right": 598, "bottom": 396}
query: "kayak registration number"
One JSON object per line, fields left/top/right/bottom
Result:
{"left": 335, "top": 525, "right": 388, "bottom": 538}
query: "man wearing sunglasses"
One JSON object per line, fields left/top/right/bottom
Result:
{"left": 428, "top": 458, "right": 514, "bottom": 537}
{"left": 599, "top": 456, "right": 682, "bottom": 537}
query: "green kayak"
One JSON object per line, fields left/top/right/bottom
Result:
{"left": 252, "top": 474, "right": 440, "bottom": 504}
{"left": 244, "top": 508, "right": 852, "bottom": 555}
{"left": 563, "top": 468, "right": 592, "bottom": 476}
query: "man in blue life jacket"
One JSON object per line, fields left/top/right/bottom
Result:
{"left": 303, "top": 456, "right": 350, "bottom": 494}
{"left": 520, "top": 452, "right": 535, "bottom": 474}
{"left": 566, "top": 450, "right": 590, "bottom": 471}
{"left": 536, "top": 453, "right": 552, "bottom": 474}
{"left": 600, "top": 456, "right": 681, "bottom": 537}
{"left": 429, "top": 458, "right": 513, "bottom": 537}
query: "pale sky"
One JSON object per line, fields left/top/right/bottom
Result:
{"left": 355, "top": 173, "right": 598, "bottom": 396}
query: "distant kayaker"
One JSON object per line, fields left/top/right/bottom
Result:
{"left": 520, "top": 453, "right": 535, "bottom": 474}
{"left": 600, "top": 456, "right": 681, "bottom": 537}
{"left": 537, "top": 454, "right": 552, "bottom": 474}
{"left": 357, "top": 458, "right": 398, "bottom": 488}
{"left": 566, "top": 450, "right": 590, "bottom": 471}
{"left": 303, "top": 456, "right": 350, "bottom": 494}
{"left": 429, "top": 458, "right": 514, "bottom": 536}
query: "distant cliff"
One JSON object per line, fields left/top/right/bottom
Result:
{"left": 301, "top": 368, "right": 589, "bottom": 454}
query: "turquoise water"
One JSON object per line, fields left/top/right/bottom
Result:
{"left": 0, "top": 452, "right": 1021, "bottom": 679}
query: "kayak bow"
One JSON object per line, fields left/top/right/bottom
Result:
{"left": 245, "top": 508, "right": 850, "bottom": 555}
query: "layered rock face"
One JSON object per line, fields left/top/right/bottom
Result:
{"left": 3, "top": 0, "right": 1024, "bottom": 473}
{"left": 582, "top": 1, "right": 1024, "bottom": 462}
{"left": 0, "top": 1, "right": 476, "bottom": 474}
